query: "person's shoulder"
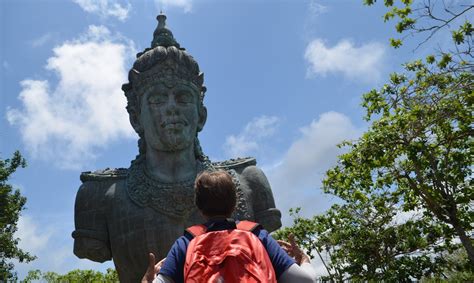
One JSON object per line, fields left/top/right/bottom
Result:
{"left": 252, "top": 225, "right": 270, "bottom": 240}
{"left": 166, "top": 235, "right": 190, "bottom": 255}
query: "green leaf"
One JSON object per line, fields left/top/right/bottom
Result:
{"left": 426, "top": 55, "right": 435, "bottom": 64}
{"left": 437, "top": 53, "right": 452, "bottom": 69}
{"left": 0, "top": 151, "right": 35, "bottom": 281}
{"left": 390, "top": 38, "right": 403, "bottom": 48}
{"left": 384, "top": 11, "right": 395, "bottom": 22}
{"left": 363, "top": 0, "right": 376, "bottom": 6}
{"left": 452, "top": 30, "right": 465, "bottom": 45}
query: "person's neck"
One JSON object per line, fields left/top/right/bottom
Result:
{"left": 145, "top": 145, "right": 197, "bottom": 183}
{"left": 204, "top": 215, "right": 229, "bottom": 221}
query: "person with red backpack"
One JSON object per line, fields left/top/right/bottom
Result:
{"left": 142, "top": 170, "right": 316, "bottom": 283}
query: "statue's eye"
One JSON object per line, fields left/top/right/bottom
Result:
{"left": 176, "top": 91, "right": 193, "bottom": 104}
{"left": 148, "top": 93, "right": 167, "bottom": 105}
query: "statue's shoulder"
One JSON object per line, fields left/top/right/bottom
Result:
{"left": 76, "top": 168, "right": 127, "bottom": 205}
{"left": 213, "top": 157, "right": 269, "bottom": 188}
{"left": 212, "top": 157, "right": 267, "bottom": 182}
{"left": 212, "top": 157, "right": 257, "bottom": 171}
{"left": 80, "top": 168, "right": 128, "bottom": 183}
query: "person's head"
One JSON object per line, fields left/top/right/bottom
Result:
{"left": 122, "top": 14, "right": 207, "bottom": 157}
{"left": 194, "top": 170, "right": 236, "bottom": 218}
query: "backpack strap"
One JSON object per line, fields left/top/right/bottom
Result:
{"left": 186, "top": 224, "right": 207, "bottom": 238}
{"left": 236, "top": 220, "right": 261, "bottom": 232}
{"left": 186, "top": 220, "right": 261, "bottom": 239}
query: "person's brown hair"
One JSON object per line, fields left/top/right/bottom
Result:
{"left": 194, "top": 170, "right": 236, "bottom": 217}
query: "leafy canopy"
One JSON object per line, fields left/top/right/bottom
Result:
{"left": 22, "top": 268, "right": 119, "bottom": 283}
{"left": 0, "top": 151, "right": 36, "bottom": 282}
{"left": 276, "top": 0, "right": 473, "bottom": 280}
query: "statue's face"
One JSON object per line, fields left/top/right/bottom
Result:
{"left": 138, "top": 81, "right": 206, "bottom": 152}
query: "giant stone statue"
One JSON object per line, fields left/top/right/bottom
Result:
{"left": 72, "top": 14, "right": 282, "bottom": 282}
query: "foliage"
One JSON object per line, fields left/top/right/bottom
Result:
{"left": 275, "top": 203, "right": 450, "bottom": 281}
{"left": 277, "top": 0, "right": 473, "bottom": 280}
{"left": 363, "top": 0, "right": 474, "bottom": 51}
{"left": 0, "top": 151, "right": 35, "bottom": 282}
{"left": 421, "top": 247, "right": 474, "bottom": 282}
{"left": 326, "top": 0, "right": 473, "bottom": 269}
{"left": 22, "top": 268, "right": 119, "bottom": 283}
{"left": 324, "top": 49, "right": 474, "bottom": 264}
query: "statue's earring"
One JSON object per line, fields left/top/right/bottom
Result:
{"left": 197, "top": 105, "right": 207, "bottom": 132}
{"left": 129, "top": 111, "right": 143, "bottom": 135}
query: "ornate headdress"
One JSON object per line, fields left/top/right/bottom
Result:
{"left": 122, "top": 13, "right": 206, "bottom": 119}
{"left": 122, "top": 13, "right": 208, "bottom": 161}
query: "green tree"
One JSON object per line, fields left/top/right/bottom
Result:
{"left": 350, "top": 0, "right": 474, "bottom": 264}
{"left": 422, "top": 247, "right": 474, "bottom": 282}
{"left": 325, "top": 52, "right": 473, "bottom": 265}
{"left": 23, "top": 268, "right": 119, "bottom": 283}
{"left": 277, "top": 0, "right": 473, "bottom": 280}
{"left": 276, "top": 201, "right": 450, "bottom": 281}
{"left": 364, "top": 0, "right": 474, "bottom": 51}
{"left": 0, "top": 151, "right": 35, "bottom": 281}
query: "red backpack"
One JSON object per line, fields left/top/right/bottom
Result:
{"left": 183, "top": 220, "right": 277, "bottom": 283}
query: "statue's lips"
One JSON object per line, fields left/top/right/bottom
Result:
{"left": 161, "top": 120, "right": 187, "bottom": 128}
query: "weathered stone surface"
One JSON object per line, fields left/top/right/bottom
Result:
{"left": 72, "top": 14, "right": 281, "bottom": 283}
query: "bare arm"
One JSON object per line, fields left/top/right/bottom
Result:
{"left": 153, "top": 275, "right": 175, "bottom": 283}
{"left": 278, "top": 263, "right": 316, "bottom": 283}
{"left": 141, "top": 253, "right": 172, "bottom": 283}
{"left": 277, "top": 236, "right": 317, "bottom": 283}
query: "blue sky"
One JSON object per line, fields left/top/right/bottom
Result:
{"left": 1, "top": 0, "right": 456, "bottom": 278}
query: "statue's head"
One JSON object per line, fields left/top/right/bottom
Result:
{"left": 122, "top": 14, "right": 208, "bottom": 159}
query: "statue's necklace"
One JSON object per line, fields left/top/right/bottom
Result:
{"left": 126, "top": 158, "right": 206, "bottom": 219}
{"left": 126, "top": 158, "right": 251, "bottom": 220}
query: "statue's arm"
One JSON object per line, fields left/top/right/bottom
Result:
{"left": 241, "top": 165, "right": 282, "bottom": 232}
{"left": 72, "top": 181, "right": 112, "bottom": 262}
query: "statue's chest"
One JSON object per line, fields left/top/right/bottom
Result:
{"left": 105, "top": 166, "right": 256, "bottom": 265}
{"left": 125, "top": 163, "right": 198, "bottom": 219}
{"left": 127, "top": 181, "right": 196, "bottom": 219}
{"left": 107, "top": 186, "right": 203, "bottom": 264}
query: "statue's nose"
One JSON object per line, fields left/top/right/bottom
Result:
{"left": 165, "top": 97, "right": 178, "bottom": 115}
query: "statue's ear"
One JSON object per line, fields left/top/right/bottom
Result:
{"left": 197, "top": 105, "right": 207, "bottom": 132}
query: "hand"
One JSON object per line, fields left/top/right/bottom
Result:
{"left": 141, "top": 253, "right": 166, "bottom": 283}
{"left": 277, "top": 234, "right": 310, "bottom": 265}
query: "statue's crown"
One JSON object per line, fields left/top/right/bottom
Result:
{"left": 151, "top": 13, "right": 181, "bottom": 49}
{"left": 123, "top": 13, "right": 205, "bottom": 104}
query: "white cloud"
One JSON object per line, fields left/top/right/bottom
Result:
{"left": 266, "top": 112, "right": 362, "bottom": 225}
{"left": 311, "top": 256, "right": 330, "bottom": 278}
{"left": 224, "top": 115, "right": 280, "bottom": 158}
{"left": 304, "top": 39, "right": 386, "bottom": 83}
{"left": 30, "top": 32, "right": 55, "bottom": 47}
{"left": 309, "top": 0, "right": 328, "bottom": 17}
{"left": 7, "top": 25, "right": 136, "bottom": 169}
{"left": 155, "top": 0, "right": 193, "bottom": 13}
{"left": 12, "top": 214, "right": 115, "bottom": 280}
{"left": 15, "top": 216, "right": 53, "bottom": 256}
{"left": 74, "top": 0, "right": 131, "bottom": 21}
{"left": 391, "top": 209, "right": 424, "bottom": 226}
{"left": 10, "top": 183, "right": 26, "bottom": 195}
